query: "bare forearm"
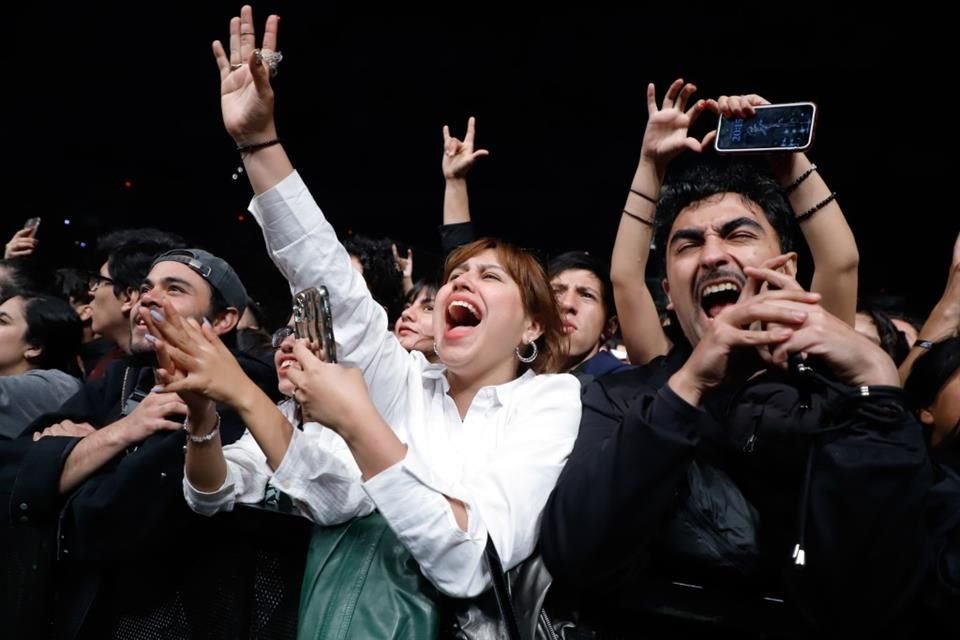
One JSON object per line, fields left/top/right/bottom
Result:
{"left": 59, "top": 420, "right": 132, "bottom": 494}
{"left": 233, "top": 381, "right": 295, "bottom": 470}
{"left": 184, "top": 410, "right": 229, "bottom": 492}
{"left": 778, "top": 155, "right": 859, "bottom": 325}
{"left": 612, "top": 157, "right": 671, "bottom": 363}
{"left": 899, "top": 302, "right": 960, "bottom": 382}
{"left": 443, "top": 178, "right": 472, "bottom": 225}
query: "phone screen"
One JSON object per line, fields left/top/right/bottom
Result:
{"left": 715, "top": 103, "right": 816, "bottom": 153}
{"left": 23, "top": 217, "right": 41, "bottom": 235}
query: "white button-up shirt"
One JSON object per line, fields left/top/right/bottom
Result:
{"left": 186, "top": 171, "right": 581, "bottom": 597}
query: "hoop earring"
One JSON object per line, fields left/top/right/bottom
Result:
{"left": 515, "top": 341, "right": 538, "bottom": 364}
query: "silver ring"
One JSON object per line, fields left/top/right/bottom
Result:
{"left": 255, "top": 49, "right": 283, "bottom": 77}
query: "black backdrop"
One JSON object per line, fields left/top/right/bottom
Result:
{"left": 6, "top": 3, "right": 955, "bottom": 326}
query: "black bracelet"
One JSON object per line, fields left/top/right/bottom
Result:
{"left": 236, "top": 139, "right": 281, "bottom": 154}
{"left": 795, "top": 191, "right": 837, "bottom": 223}
{"left": 629, "top": 188, "right": 658, "bottom": 205}
{"left": 783, "top": 163, "right": 817, "bottom": 193}
{"left": 622, "top": 209, "right": 653, "bottom": 226}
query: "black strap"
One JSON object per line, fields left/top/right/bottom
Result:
{"left": 485, "top": 535, "right": 521, "bottom": 640}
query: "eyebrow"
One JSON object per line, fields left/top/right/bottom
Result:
{"left": 669, "top": 216, "right": 764, "bottom": 249}
{"left": 451, "top": 263, "right": 507, "bottom": 274}
{"left": 142, "top": 276, "right": 198, "bottom": 292}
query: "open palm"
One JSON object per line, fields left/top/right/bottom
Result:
{"left": 213, "top": 6, "right": 279, "bottom": 142}
{"left": 641, "top": 79, "right": 714, "bottom": 168}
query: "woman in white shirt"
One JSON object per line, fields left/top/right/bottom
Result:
{"left": 147, "top": 5, "right": 581, "bottom": 598}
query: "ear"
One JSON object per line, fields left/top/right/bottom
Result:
{"left": 661, "top": 278, "right": 674, "bottom": 311}
{"left": 24, "top": 345, "right": 42, "bottom": 362}
{"left": 918, "top": 408, "right": 936, "bottom": 426}
{"left": 77, "top": 304, "right": 94, "bottom": 323}
{"left": 119, "top": 288, "right": 140, "bottom": 314}
{"left": 601, "top": 315, "right": 619, "bottom": 344}
{"left": 210, "top": 308, "right": 240, "bottom": 336}
{"left": 521, "top": 317, "right": 543, "bottom": 347}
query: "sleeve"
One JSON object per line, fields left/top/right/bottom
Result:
{"left": 184, "top": 425, "right": 375, "bottom": 525}
{"left": 363, "top": 373, "right": 582, "bottom": 598}
{"left": 799, "top": 391, "right": 933, "bottom": 632}
{"left": 439, "top": 222, "right": 477, "bottom": 258}
{"left": 539, "top": 379, "right": 720, "bottom": 592}
{"left": 247, "top": 171, "right": 411, "bottom": 419}
{"left": 0, "top": 372, "right": 83, "bottom": 440}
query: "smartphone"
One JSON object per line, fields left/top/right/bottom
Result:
{"left": 293, "top": 287, "right": 337, "bottom": 364}
{"left": 23, "top": 217, "right": 41, "bottom": 236}
{"left": 714, "top": 102, "right": 817, "bottom": 153}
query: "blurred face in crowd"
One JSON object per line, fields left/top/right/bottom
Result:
{"left": 273, "top": 317, "right": 299, "bottom": 397}
{"left": 0, "top": 296, "right": 37, "bottom": 376}
{"left": 395, "top": 287, "right": 436, "bottom": 360}
{"left": 663, "top": 194, "right": 789, "bottom": 347}
{"left": 551, "top": 268, "right": 610, "bottom": 367}
{"left": 89, "top": 261, "right": 135, "bottom": 349}
{"left": 919, "top": 370, "right": 960, "bottom": 448}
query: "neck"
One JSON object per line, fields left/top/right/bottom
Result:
{"left": 0, "top": 360, "right": 33, "bottom": 376}
{"left": 564, "top": 344, "right": 600, "bottom": 373}
{"left": 445, "top": 359, "right": 518, "bottom": 418}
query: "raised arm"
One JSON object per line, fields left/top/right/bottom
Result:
{"left": 612, "top": 79, "right": 714, "bottom": 364}
{"left": 442, "top": 116, "right": 489, "bottom": 226}
{"left": 900, "top": 231, "right": 960, "bottom": 382}
{"left": 708, "top": 94, "right": 860, "bottom": 326}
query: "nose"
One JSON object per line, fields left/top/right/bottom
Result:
{"left": 699, "top": 234, "right": 730, "bottom": 271}
{"left": 280, "top": 331, "right": 296, "bottom": 352}
{"left": 401, "top": 305, "right": 417, "bottom": 322}
{"left": 451, "top": 272, "right": 476, "bottom": 293}
{"left": 558, "top": 289, "right": 577, "bottom": 314}
{"left": 139, "top": 285, "right": 161, "bottom": 308}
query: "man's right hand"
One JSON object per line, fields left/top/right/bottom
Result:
{"left": 116, "top": 391, "right": 188, "bottom": 447}
{"left": 669, "top": 287, "right": 820, "bottom": 407}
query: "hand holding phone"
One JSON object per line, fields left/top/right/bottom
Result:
{"left": 293, "top": 287, "right": 337, "bottom": 364}
{"left": 713, "top": 99, "right": 817, "bottom": 153}
{"left": 5, "top": 218, "right": 41, "bottom": 259}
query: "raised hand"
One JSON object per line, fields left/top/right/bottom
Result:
{"left": 640, "top": 79, "right": 713, "bottom": 174}
{"left": 212, "top": 5, "right": 281, "bottom": 145}
{"left": 392, "top": 243, "right": 413, "bottom": 280}
{"left": 442, "top": 116, "right": 490, "bottom": 180}
{"left": 5, "top": 227, "right": 38, "bottom": 259}
{"left": 141, "top": 299, "right": 252, "bottom": 408}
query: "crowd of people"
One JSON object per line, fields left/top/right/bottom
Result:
{"left": 2, "top": 5, "right": 959, "bottom": 639}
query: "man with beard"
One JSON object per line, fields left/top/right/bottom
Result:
{"left": 2, "top": 248, "right": 279, "bottom": 639}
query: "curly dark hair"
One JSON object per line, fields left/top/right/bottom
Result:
{"left": 652, "top": 160, "right": 797, "bottom": 277}
{"left": 343, "top": 234, "right": 404, "bottom": 321}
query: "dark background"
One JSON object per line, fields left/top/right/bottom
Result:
{"left": 5, "top": 3, "right": 955, "bottom": 326}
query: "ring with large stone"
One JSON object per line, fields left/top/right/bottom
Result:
{"left": 255, "top": 49, "right": 283, "bottom": 77}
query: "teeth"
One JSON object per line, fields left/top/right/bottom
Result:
{"left": 448, "top": 300, "right": 479, "bottom": 318}
{"left": 280, "top": 360, "right": 298, "bottom": 370}
{"left": 702, "top": 282, "right": 741, "bottom": 297}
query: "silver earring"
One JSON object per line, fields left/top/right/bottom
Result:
{"left": 515, "top": 341, "right": 538, "bottom": 364}
{"left": 433, "top": 341, "right": 440, "bottom": 357}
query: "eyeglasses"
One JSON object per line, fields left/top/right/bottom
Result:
{"left": 88, "top": 273, "right": 116, "bottom": 292}
{"left": 271, "top": 326, "right": 295, "bottom": 349}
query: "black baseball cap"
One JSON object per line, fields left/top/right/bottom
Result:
{"left": 151, "top": 249, "right": 248, "bottom": 315}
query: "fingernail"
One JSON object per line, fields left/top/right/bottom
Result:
{"left": 144, "top": 333, "right": 158, "bottom": 343}
{"left": 790, "top": 311, "right": 807, "bottom": 321}
{"left": 150, "top": 309, "right": 165, "bottom": 323}
{"left": 150, "top": 385, "right": 165, "bottom": 393}
{"left": 202, "top": 317, "right": 212, "bottom": 328}
{"left": 776, "top": 328, "right": 792, "bottom": 338}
